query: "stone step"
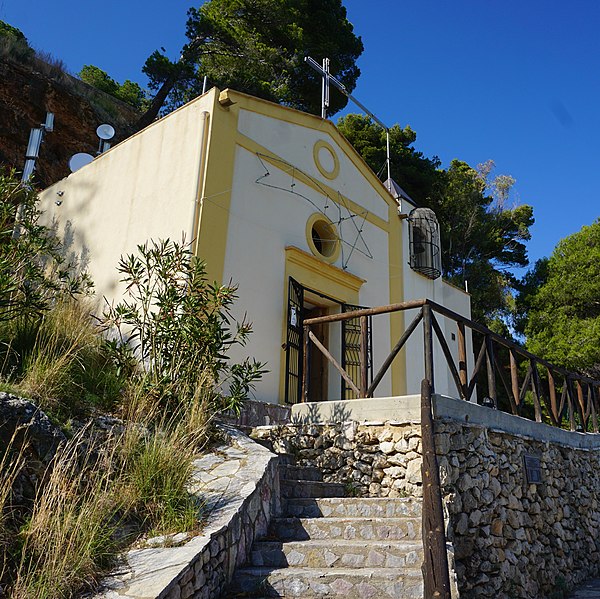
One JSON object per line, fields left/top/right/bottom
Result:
{"left": 268, "top": 516, "right": 421, "bottom": 542}
{"left": 279, "top": 464, "right": 323, "bottom": 482}
{"left": 280, "top": 479, "right": 346, "bottom": 499}
{"left": 227, "top": 566, "right": 423, "bottom": 598}
{"left": 251, "top": 539, "right": 423, "bottom": 569}
{"left": 284, "top": 496, "right": 422, "bottom": 519}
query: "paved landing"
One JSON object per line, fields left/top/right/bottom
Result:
{"left": 569, "top": 579, "right": 600, "bottom": 598}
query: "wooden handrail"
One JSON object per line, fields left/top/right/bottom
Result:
{"left": 302, "top": 299, "right": 426, "bottom": 326}
{"left": 300, "top": 296, "right": 600, "bottom": 432}
{"left": 299, "top": 300, "right": 600, "bottom": 597}
{"left": 303, "top": 297, "right": 600, "bottom": 387}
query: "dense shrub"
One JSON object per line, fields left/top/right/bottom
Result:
{"left": 102, "top": 238, "right": 266, "bottom": 420}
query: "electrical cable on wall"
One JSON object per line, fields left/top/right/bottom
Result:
{"left": 254, "top": 152, "right": 373, "bottom": 269}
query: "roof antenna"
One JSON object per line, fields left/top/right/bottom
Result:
{"left": 21, "top": 112, "right": 54, "bottom": 183}
{"left": 14, "top": 112, "right": 54, "bottom": 238}
{"left": 96, "top": 124, "right": 115, "bottom": 154}
{"left": 67, "top": 123, "right": 116, "bottom": 174}
{"left": 304, "top": 56, "right": 391, "bottom": 183}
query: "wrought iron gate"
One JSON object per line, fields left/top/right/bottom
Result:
{"left": 342, "top": 304, "right": 373, "bottom": 399}
{"left": 284, "top": 279, "right": 372, "bottom": 403}
{"left": 285, "top": 278, "right": 304, "bottom": 404}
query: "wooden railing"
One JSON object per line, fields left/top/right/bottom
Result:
{"left": 302, "top": 298, "right": 600, "bottom": 599}
{"left": 302, "top": 299, "right": 600, "bottom": 432}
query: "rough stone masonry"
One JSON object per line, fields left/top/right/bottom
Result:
{"left": 254, "top": 413, "right": 600, "bottom": 599}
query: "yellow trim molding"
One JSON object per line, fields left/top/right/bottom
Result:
{"left": 285, "top": 246, "right": 364, "bottom": 297}
{"left": 221, "top": 89, "right": 400, "bottom": 212}
{"left": 236, "top": 132, "right": 389, "bottom": 232}
{"left": 313, "top": 140, "right": 340, "bottom": 180}
{"left": 279, "top": 246, "right": 365, "bottom": 400}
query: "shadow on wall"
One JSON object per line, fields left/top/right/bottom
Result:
{"left": 290, "top": 400, "right": 352, "bottom": 425}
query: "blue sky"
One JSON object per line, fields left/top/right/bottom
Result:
{"left": 2, "top": 0, "right": 598, "bottom": 268}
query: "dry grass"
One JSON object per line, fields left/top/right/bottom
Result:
{"left": 7, "top": 298, "right": 122, "bottom": 416}
{"left": 11, "top": 427, "right": 123, "bottom": 598}
{"left": 0, "top": 431, "right": 27, "bottom": 584}
{"left": 0, "top": 291, "right": 226, "bottom": 595}
{"left": 2, "top": 373, "right": 213, "bottom": 598}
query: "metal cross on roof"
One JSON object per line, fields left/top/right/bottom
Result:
{"left": 304, "top": 56, "right": 391, "bottom": 183}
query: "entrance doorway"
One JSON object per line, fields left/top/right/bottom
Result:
{"left": 284, "top": 277, "right": 372, "bottom": 404}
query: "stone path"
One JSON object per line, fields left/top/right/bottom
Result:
{"left": 94, "top": 426, "right": 277, "bottom": 599}
{"left": 569, "top": 579, "right": 600, "bottom": 598}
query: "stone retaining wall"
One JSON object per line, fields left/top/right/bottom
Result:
{"left": 255, "top": 410, "right": 600, "bottom": 599}
{"left": 438, "top": 418, "right": 600, "bottom": 598}
{"left": 252, "top": 421, "right": 424, "bottom": 498}
{"left": 96, "top": 426, "right": 278, "bottom": 599}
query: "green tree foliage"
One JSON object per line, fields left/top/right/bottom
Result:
{"left": 0, "top": 20, "right": 28, "bottom": 42}
{"left": 521, "top": 220, "right": 600, "bottom": 377}
{"left": 338, "top": 114, "right": 441, "bottom": 205}
{"left": 80, "top": 64, "right": 119, "bottom": 95}
{"left": 338, "top": 115, "right": 534, "bottom": 323}
{"left": 138, "top": 0, "right": 363, "bottom": 129}
{"left": 0, "top": 20, "right": 34, "bottom": 61}
{"left": 102, "top": 239, "right": 266, "bottom": 413}
{"left": 439, "top": 160, "right": 533, "bottom": 324}
{"left": 79, "top": 65, "right": 146, "bottom": 109}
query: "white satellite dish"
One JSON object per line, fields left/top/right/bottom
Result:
{"left": 69, "top": 152, "right": 94, "bottom": 173}
{"left": 96, "top": 124, "right": 115, "bottom": 140}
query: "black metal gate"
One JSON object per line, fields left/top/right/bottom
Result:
{"left": 284, "top": 278, "right": 372, "bottom": 403}
{"left": 285, "top": 278, "right": 304, "bottom": 404}
{"left": 342, "top": 304, "right": 373, "bottom": 399}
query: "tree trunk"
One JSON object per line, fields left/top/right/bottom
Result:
{"left": 135, "top": 72, "right": 179, "bottom": 132}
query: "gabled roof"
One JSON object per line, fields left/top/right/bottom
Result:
{"left": 217, "top": 88, "right": 403, "bottom": 213}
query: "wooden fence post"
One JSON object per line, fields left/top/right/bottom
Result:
{"left": 421, "top": 378, "right": 451, "bottom": 599}
{"left": 360, "top": 315, "right": 368, "bottom": 397}
{"left": 302, "top": 325, "right": 310, "bottom": 403}
{"left": 423, "top": 304, "right": 434, "bottom": 393}
{"left": 485, "top": 335, "right": 497, "bottom": 407}
{"left": 457, "top": 322, "right": 468, "bottom": 398}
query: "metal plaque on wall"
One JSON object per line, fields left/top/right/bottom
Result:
{"left": 524, "top": 455, "right": 542, "bottom": 484}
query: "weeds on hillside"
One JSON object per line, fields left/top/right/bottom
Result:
{"left": 8, "top": 298, "right": 122, "bottom": 416}
{"left": 11, "top": 427, "right": 122, "bottom": 599}
{"left": 0, "top": 173, "right": 263, "bottom": 595}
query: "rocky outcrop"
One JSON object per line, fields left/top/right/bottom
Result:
{"left": 0, "top": 393, "right": 66, "bottom": 505}
{"left": 0, "top": 57, "right": 138, "bottom": 188}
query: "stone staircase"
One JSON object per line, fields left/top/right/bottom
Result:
{"left": 224, "top": 456, "right": 425, "bottom": 598}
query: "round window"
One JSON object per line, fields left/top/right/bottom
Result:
{"left": 306, "top": 214, "right": 340, "bottom": 262}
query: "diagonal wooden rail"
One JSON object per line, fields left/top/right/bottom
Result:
{"left": 302, "top": 298, "right": 600, "bottom": 432}
{"left": 301, "top": 298, "right": 600, "bottom": 598}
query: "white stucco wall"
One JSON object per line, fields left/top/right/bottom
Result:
{"left": 237, "top": 109, "right": 390, "bottom": 222}
{"left": 37, "top": 95, "right": 213, "bottom": 307}
{"left": 35, "top": 88, "right": 474, "bottom": 407}
{"left": 222, "top": 113, "right": 394, "bottom": 403}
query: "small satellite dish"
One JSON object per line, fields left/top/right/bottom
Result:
{"left": 69, "top": 152, "right": 94, "bottom": 173}
{"left": 96, "top": 124, "right": 115, "bottom": 140}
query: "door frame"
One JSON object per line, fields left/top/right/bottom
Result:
{"left": 281, "top": 246, "right": 366, "bottom": 404}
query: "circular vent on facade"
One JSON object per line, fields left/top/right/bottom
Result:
{"left": 306, "top": 214, "right": 340, "bottom": 262}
